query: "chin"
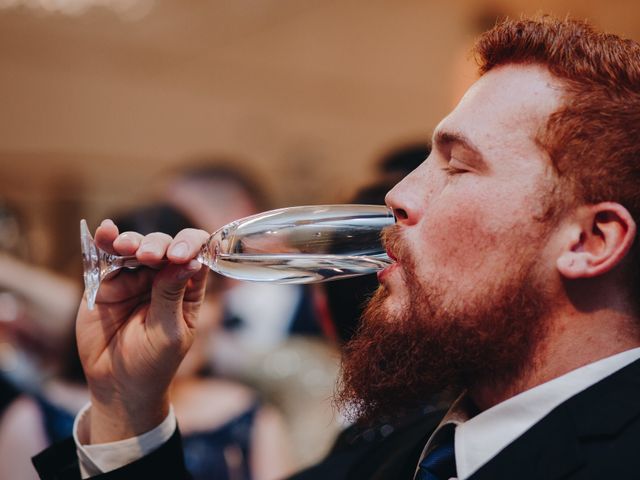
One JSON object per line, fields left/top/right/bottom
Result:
{"left": 364, "top": 286, "right": 403, "bottom": 324}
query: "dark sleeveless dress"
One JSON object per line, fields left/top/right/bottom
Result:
{"left": 35, "top": 395, "right": 259, "bottom": 480}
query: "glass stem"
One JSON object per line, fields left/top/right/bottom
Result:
{"left": 102, "top": 252, "right": 141, "bottom": 278}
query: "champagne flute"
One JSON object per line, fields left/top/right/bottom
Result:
{"left": 81, "top": 204, "right": 395, "bottom": 309}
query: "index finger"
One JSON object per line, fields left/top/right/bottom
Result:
{"left": 167, "top": 228, "right": 210, "bottom": 263}
{"left": 93, "top": 219, "right": 120, "bottom": 255}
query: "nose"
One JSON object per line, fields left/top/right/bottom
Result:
{"left": 385, "top": 168, "right": 423, "bottom": 226}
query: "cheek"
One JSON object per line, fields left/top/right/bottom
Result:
{"left": 410, "top": 196, "right": 530, "bottom": 281}
{"left": 427, "top": 197, "right": 491, "bottom": 243}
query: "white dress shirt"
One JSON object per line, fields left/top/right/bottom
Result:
{"left": 75, "top": 347, "right": 640, "bottom": 479}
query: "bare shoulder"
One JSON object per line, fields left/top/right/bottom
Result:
{"left": 254, "top": 403, "right": 287, "bottom": 431}
{"left": 250, "top": 403, "right": 296, "bottom": 480}
{"left": 0, "top": 395, "right": 49, "bottom": 466}
{"left": 0, "top": 395, "right": 44, "bottom": 435}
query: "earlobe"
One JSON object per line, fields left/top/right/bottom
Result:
{"left": 556, "top": 251, "right": 589, "bottom": 279}
{"left": 556, "top": 203, "right": 636, "bottom": 280}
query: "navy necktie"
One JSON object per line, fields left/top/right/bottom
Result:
{"left": 415, "top": 425, "right": 457, "bottom": 480}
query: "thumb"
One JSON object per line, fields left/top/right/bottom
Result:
{"left": 148, "top": 260, "right": 202, "bottom": 343}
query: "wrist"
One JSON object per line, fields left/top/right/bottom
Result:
{"left": 88, "top": 394, "right": 170, "bottom": 444}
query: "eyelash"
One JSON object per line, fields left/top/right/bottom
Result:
{"left": 441, "top": 165, "right": 467, "bottom": 175}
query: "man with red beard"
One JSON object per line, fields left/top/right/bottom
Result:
{"left": 33, "top": 16, "right": 640, "bottom": 480}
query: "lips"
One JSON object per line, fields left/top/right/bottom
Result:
{"left": 378, "top": 248, "right": 398, "bottom": 282}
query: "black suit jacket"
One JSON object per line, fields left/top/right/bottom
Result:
{"left": 33, "top": 357, "right": 640, "bottom": 479}
{"left": 471, "top": 355, "right": 640, "bottom": 479}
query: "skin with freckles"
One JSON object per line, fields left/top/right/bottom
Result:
{"left": 380, "top": 65, "right": 563, "bottom": 313}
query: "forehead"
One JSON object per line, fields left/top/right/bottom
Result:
{"left": 435, "top": 64, "right": 563, "bottom": 169}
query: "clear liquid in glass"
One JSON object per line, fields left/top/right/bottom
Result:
{"left": 201, "top": 253, "right": 392, "bottom": 283}
{"left": 196, "top": 204, "right": 394, "bottom": 283}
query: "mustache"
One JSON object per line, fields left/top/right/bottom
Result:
{"left": 382, "top": 224, "right": 411, "bottom": 265}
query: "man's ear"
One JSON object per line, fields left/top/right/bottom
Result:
{"left": 556, "top": 202, "right": 637, "bottom": 279}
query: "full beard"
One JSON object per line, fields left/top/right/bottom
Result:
{"left": 336, "top": 226, "right": 553, "bottom": 425}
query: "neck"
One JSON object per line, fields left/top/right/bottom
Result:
{"left": 468, "top": 307, "right": 640, "bottom": 412}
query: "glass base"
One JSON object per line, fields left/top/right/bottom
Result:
{"left": 80, "top": 219, "right": 101, "bottom": 310}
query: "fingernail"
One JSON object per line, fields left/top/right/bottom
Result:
{"left": 170, "top": 242, "right": 189, "bottom": 259}
{"left": 138, "top": 243, "right": 157, "bottom": 254}
{"left": 177, "top": 260, "right": 201, "bottom": 280}
{"left": 118, "top": 232, "right": 135, "bottom": 245}
{"left": 187, "top": 259, "right": 201, "bottom": 271}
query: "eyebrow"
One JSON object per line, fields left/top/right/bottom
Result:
{"left": 432, "top": 130, "right": 487, "bottom": 169}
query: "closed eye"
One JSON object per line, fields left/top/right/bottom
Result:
{"left": 441, "top": 165, "right": 467, "bottom": 175}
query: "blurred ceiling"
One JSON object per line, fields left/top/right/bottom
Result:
{"left": 0, "top": 0, "right": 638, "bottom": 220}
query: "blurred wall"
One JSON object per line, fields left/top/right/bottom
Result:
{"left": 1, "top": 0, "right": 639, "bottom": 269}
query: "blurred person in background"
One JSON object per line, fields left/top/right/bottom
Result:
{"left": 0, "top": 199, "right": 82, "bottom": 479}
{"left": 1, "top": 204, "right": 294, "bottom": 480}
{"left": 0, "top": 316, "right": 87, "bottom": 480}
{"left": 0, "top": 199, "right": 80, "bottom": 404}
{"left": 0, "top": 199, "right": 28, "bottom": 416}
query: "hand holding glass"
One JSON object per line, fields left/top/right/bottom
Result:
{"left": 81, "top": 204, "right": 395, "bottom": 309}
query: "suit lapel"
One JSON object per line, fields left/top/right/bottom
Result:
{"left": 468, "top": 400, "right": 585, "bottom": 480}
{"left": 470, "top": 357, "right": 640, "bottom": 480}
{"left": 568, "top": 358, "right": 640, "bottom": 437}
